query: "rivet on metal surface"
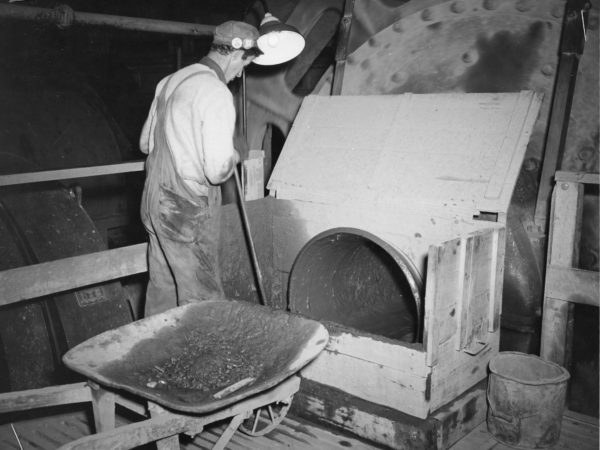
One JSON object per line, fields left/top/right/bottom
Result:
{"left": 368, "top": 37, "right": 379, "bottom": 47}
{"left": 515, "top": 0, "right": 533, "bottom": 12}
{"left": 483, "top": 0, "right": 500, "bottom": 11}
{"left": 561, "top": 182, "right": 570, "bottom": 190}
{"left": 541, "top": 64, "right": 555, "bottom": 76}
{"left": 578, "top": 147, "right": 594, "bottom": 161}
{"left": 551, "top": 4, "right": 564, "bottom": 18}
{"left": 392, "top": 21, "right": 404, "bottom": 33}
{"left": 391, "top": 72, "right": 407, "bottom": 84}
{"left": 451, "top": 1, "right": 466, "bottom": 14}
{"left": 523, "top": 157, "right": 539, "bottom": 172}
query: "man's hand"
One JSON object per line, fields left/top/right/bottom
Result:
{"left": 233, "top": 149, "right": 241, "bottom": 165}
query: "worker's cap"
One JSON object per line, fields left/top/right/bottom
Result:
{"left": 213, "top": 21, "right": 259, "bottom": 50}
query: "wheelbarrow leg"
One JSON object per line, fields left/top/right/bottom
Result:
{"left": 213, "top": 413, "right": 246, "bottom": 450}
{"left": 89, "top": 382, "right": 116, "bottom": 433}
{"left": 149, "top": 402, "right": 180, "bottom": 450}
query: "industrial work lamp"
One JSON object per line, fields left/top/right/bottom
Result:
{"left": 253, "top": 12, "right": 305, "bottom": 65}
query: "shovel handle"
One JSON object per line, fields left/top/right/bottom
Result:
{"left": 234, "top": 168, "right": 267, "bottom": 305}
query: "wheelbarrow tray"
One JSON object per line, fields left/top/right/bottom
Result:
{"left": 62, "top": 299, "right": 328, "bottom": 414}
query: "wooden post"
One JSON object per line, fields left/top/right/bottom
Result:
{"left": 148, "top": 402, "right": 180, "bottom": 450}
{"left": 89, "top": 382, "right": 116, "bottom": 433}
{"left": 540, "top": 180, "right": 584, "bottom": 365}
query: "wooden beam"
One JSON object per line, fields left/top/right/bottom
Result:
{"left": 0, "top": 383, "right": 91, "bottom": 414}
{"left": 0, "top": 161, "right": 145, "bottom": 187}
{"left": 540, "top": 181, "right": 584, "bottom": 365}
{"left": 554, "top": 171, "right": 600, "bottom": 185}
{"left": 545, "top": 265, "right": 599, "bottom": 307}
{"left": 0, "top": 243, "right": 147, "bottom": 307}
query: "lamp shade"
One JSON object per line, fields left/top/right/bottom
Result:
{"left": 253, "top": 13, "right": 305, "bottom": 65}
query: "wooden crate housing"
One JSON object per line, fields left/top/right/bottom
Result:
{"left": 264, "top": 92, "right": 541, "bottom": 425}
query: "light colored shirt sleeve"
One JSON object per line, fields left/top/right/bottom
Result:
{"left": 194, "top": 86, "right": 238, "bottom": 185}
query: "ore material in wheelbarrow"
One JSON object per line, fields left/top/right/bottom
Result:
{"left": 62, "top": 300, "right": 329, "bottom": 413}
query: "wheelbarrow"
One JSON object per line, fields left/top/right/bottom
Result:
{"left": 0, "top": 300, "right": 328, "bottom": 449}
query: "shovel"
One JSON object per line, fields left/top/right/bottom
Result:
{"left": 234, "top": 168, "right": 267, "bottom": 305}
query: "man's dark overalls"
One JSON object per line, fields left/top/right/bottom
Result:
{"left": 141, "top": 72, "right": 224, "bottom": 317}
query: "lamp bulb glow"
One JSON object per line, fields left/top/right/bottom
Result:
{"left": 267, "top": 33, "right": 279, "bottom": 48}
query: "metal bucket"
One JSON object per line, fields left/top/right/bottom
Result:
{"left": 487, "top": 352, "right": 570, "bottom": 448}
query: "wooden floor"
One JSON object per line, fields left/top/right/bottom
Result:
{"left": 450, "top": 409, "right": 599, "bottom": 450}
{"left": 0, "top": 405, "right": 597, "bottom": 449}
{"left": 0, "top": 405, "right": 384, "bottom": 450}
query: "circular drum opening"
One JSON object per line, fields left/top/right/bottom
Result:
{"left": 288, "top": 228, "right": 423, "bottom": 342}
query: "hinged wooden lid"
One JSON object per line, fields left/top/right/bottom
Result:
{"left": 268, "top": 92, "right": 541, "bottom": 220}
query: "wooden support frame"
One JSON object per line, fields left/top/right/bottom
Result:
{"left": 0, "top": 161, "right": 145, "bottom": 187}
{"left": 540, "top": 171, "right": 600, "bottom": 366}
{"left": 0, "top": 243, "right": 147, "bottom": 307}
{"left": 0, "top": 374, "right": 300, "bottom": 450}
{"left": 55, "top": 376, "right": 300, "bottom": 450}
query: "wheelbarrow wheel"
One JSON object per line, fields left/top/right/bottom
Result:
{"left": 239, "top": 396, "right": 293, "bottom": 436}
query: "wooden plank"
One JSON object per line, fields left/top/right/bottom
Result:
{"left": 424, "top": 244, "right": 441, "bottom": 367}
{"left": 0, "top": 161, "right": 145, "bottom": 186}
{"left": 541, "top": 181, "right": 584, "bottom": 365}
{"left": 0, "top": 243, "right": 147, "bottom": 306}
{"left": 484, "top": 91, "right": 542, "bottom": 203}
{"left": 325, "top": 331, "right": 428, "bottom": 376}
{"left": 0, "top": 408, "right": 383, "bottom": 450}
{"left": 431, "top": 380, "right": 487, "bottom": 450}
{"left": 555, "top": 171, "right": 600, "bottom": 184}
{"left": 0, "top": 383, "right": 91, "bottom": 414}
{"left": 270, "top": 93, "right": 540, "bottom": 220}
{"left": 463, "top": 230, "right": 497, "bottom": 354}
{"left": 456, "top": 235, "right": 475, "bottom": 351}
{"left": 292, "top": 378, "right": 438, "bottom": 450}
{"left": 429, "top": 333, "right": 499, "bottom": 413}
{"left": 488, "top": 228, "right": 505, "bottom": 332}
{"left": 301, "top": 349, "right": 430, "bottom": 419}
{"left": 452, "top": 410, "right": 599, "bottom": 450}
{"left": 545, "top": 265, "right": 599, "bottom": 306}
{"left": 425, "top": 237, "right": 462, "bottom": 367}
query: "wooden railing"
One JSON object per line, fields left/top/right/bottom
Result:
{"left": 0, "top": 162, "right": 148, "bottom": 307}
{"left": 540, "top": 171, "right": 600, "bottom": 366}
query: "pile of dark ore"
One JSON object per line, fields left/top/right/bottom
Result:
{"left": 136, "top": 330, "right": 263, "bottom": 393}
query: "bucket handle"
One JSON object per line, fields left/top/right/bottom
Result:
{"left": 489, "top": 404, "right": 538, "bottom": 424}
